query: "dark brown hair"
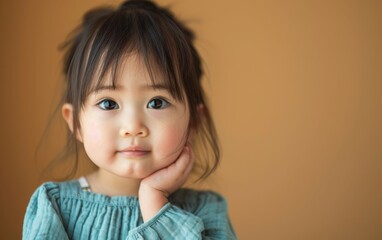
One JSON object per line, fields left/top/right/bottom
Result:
{"left": 56, "top": 0, "right": 219, "bottom": 180}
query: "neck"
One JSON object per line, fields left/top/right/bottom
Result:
{"left": 86, "top": 169, "right": 141, "bottom": 196}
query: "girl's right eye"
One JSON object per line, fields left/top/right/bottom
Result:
{"left": 97, "top": 99, "right": 119, "bottom": 110}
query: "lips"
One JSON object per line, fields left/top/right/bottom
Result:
{"left": 118, "top": 146, "right": 150, "bottom": 158}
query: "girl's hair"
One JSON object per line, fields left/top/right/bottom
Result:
{"left": 56, "top": 0, "right": 219, "bottom": 181}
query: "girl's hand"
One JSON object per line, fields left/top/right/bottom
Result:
{"left": 138, "top": 146, "right": 194, "bottom": 222}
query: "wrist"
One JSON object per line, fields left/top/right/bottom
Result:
{"left": 139, "top": 184, "right": 169, "bottom": 222}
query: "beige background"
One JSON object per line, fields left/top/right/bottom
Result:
{"left": 1, "top": 0, "right": 381, "bottom": 239}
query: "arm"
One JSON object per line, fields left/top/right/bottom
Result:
{"left": 138, "top": 146, "right": 194, "bottom": 222}
{"left": 128, "top": 190, "right": 237, "bottom": 239}
{"left": 23, "top": 185, "right": 69, "bottom": 240}
{"left": 127, "top": 146, "right": 237, "bottom": 239}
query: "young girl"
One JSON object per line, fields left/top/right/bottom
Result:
{"left": 23, "top": 0, "right": 236, "bottom": 239}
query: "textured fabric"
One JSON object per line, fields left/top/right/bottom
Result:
{"left": 23, "top": 179, "right": 237, "bottom": 239}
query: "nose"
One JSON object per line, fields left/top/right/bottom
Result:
{"left": 119, "top": 115, "right": 149, "bottom": 138}
{"left": 119, "top": 125, "right": 149, "bottom": 137}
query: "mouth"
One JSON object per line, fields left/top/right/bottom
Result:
{"left": 117, "top": 146, "right": 150, "bottom": 158}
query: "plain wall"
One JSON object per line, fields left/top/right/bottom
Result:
{"left": 0, "top": 0, "right": 381, "bottom": 239}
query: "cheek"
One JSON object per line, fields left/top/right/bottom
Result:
{"left": 154, "top": 121, "right": 189, "bottom": 158}
{"left": 83, "top": 122, "right": 103, "bottom": 142}
{"left": 161, "top": 132, "right": 184, "bottom": 150}
{"left": 81, "top": 120, "right": 113, "bottom": 154}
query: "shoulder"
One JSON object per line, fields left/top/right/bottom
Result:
{"left": 32, "top": 179, "right": 80, "bottom": 196}
{"left": 172, "top": 188, "right": 226, "bottom": 202}
{"left": 170, "top": 188, "right": 227, "bottom": 209}
{"left": 27, "top": 180, "right": 81, "bottom": 206}
{"left": 23, "top": 180, "right": 81, "bottom": 238}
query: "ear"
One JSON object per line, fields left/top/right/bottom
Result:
{"left": 62, "top": 103, "right": 83, "bottom": 142}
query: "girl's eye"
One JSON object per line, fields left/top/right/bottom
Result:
{"left": 147, "top": 98, "right": 169, "bottom": 109}
{"left": 97, "top": 99, "right": 119, "bottom": 110}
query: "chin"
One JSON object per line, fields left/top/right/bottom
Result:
{"left": 114, "top": 167, "right": 154, "bottom": 180}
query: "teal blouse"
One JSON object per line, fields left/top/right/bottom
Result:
{"left": 23, "top": 179, "right": 236, "bottom": 239}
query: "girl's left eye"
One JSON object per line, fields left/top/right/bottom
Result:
{"left": 147, "top": 98, "right": 170, "bottom": 109}
{"left": 97, "top": 99, "right": 119, "bottom": 110}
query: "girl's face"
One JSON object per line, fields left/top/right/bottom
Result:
{"left": 66, "top": 54, "right": 190, "bottom": 179}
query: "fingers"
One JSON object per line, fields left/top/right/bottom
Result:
{"left": 140, "top": 145, "right": 195, "bottom": 198}
{"left": 173, "top": 146, "right": 194, "bottom": 178}
{"left": 182, "top": 146, "right": 194, "bottom": 176}
{"left": 159, "top": 146, "right": 194, "bottom": 190}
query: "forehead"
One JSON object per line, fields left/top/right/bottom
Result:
{"left": 90, "top": 53, "right": 167, "bottom": 92}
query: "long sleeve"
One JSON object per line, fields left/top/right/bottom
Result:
{"left": 127, "top": 190, "right": 237, "bottom": 239}
{"left": 23, "top": 185, "right": 69, "bottom": 240}
{"left": 23, "top": 182, "right": 236, "bottom": 239}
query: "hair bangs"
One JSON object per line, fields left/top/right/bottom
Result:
{"left": 79, "top": 7, "right": 187, "bottom": 104}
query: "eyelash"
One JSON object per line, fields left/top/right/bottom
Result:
{"left": 97, "top": 99, "right": 119, "bottom": 110}
{"left": 147, "top": 97, "right": 170, "bottom": 109}
{"left": 96, "top": 97, "right": 171, "bottom": 111}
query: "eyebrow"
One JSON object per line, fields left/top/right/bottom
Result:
{"left": 93, "top": 85, "right": 118, "bottom": 92}
{"left": 92, "top": 83, "right": 170, "bottom": 93}
{"left": 143, "top": 84, "right": 169, "bottom": 91}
